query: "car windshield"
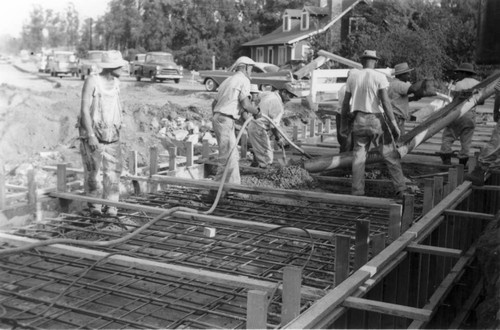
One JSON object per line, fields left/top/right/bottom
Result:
{"left": 88, "top": 52, "right": 102, "bottom": 60}
{"left": 54, "top": 54, "right": 73, "bottom": 61}
{"left": 147, "top": 54, "right": 173, "bottom": 63}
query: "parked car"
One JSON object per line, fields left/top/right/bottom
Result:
{"left": 198, "top": 61, "right": 309, "bottom": 96}
{"left": 133, "top": 52, "right": 183, "bottom": 83}
{"left": 37, "top": 54, "right": 50, "bottom": 73}
{"left": 48, "top": 51, "right": 78, "bottom": 78}
{"left": 78, "top": 50, "right": 103, "bottom": 80}
{"left": 129, "top": 53, "right": 146, "bottom": 76}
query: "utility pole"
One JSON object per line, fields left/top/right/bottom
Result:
{"left": 89, "top": 18, "right": 93, "bottom": 50}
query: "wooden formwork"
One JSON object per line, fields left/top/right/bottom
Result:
{"left": 1, "top": 146, "right": 498, "bottom": 328}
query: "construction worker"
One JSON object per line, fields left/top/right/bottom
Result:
{"left": 337, "top": 75, "right": 353, "bottom": 152}
{"left": 211, "top": 56, "right": 260, "bottom": 186}
{"left": 247, "top": 83, "right": 296, "bottom": 168}
{"left": 340, "top": 50, "right": 407, "bottom": 198}
{"left": 78, "top": 50, "right": 127, "bottom": 216}
{"left": 439, "top": 63, "right": 480, "bottom": 166}
{"left": 465, "top": 78, "right": 500, "bottom": 185}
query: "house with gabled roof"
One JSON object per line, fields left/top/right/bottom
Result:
{"left": 242, "top": 0, "right": 369, "bottom": 66}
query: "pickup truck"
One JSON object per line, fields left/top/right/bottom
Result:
{"left": 198, "top": 62, "right": 310, "bottom": 96}
{"left": 78, "top": 50, "right": 103, "bottom": 80}
{"left": 48, "top": 51, "right": 78, "bottom": 78}
{"left": 133, "top": 52, "right": 183, "bottom": 83}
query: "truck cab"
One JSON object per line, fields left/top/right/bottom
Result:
{"left": 134, "top": 52, "right": 183, "bottom": 83}
{"left": 49, "top": 51, "right": 77, "bottom": 78}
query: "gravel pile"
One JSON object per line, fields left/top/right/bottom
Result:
{"left": 242, "top": 164, "right": 316, "bottom": 190}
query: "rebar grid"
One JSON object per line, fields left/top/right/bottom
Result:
{"left": 0, "top": 247, "right": 284, "bottom": 329}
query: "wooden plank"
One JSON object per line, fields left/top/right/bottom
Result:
{"left": 343, "top": 297, "right": 432, "bottom": 321}
{"left": 423, "top": 178, "right": 434, "bottom": 214}
{"left": 443, "top": 209, "right": 495, "bottom": 220}
{"left": 139, "top": 175, "right": 394, "bottom": 208}
{"left": 354, "top": 220, "right": 370, "bottom": 271}
{"left": 388, "top": 204, "right": 402, "bottom": 241}
{"left": 335, "top": 234, "right": 351, "bottom": 286}
{"left": 433, "top": 176, "right": 444, "bottom": 205}
{"left": 149, "top": 146, "right": 159, "bottom": 193}
{"left": 202, "top": 140, "right": 210, "bottom": 159}
{"left": 395, "top": 255, "right": 411, "bottom": 329}
{"left": 27, "top": 168, "right": 36, "bottom": 205}
{"left": 57, "top": 163, "right": 70, "bottom": 212}
{"left": 168, "top": 146, "right": 177, "bottom": 171}
{"left": 281, "top": 266, "right": 302, "bottom": 325}
{"left": 246, "top": 290, "right": 268, "bottom": 329}
{"left": 186, "top": 141, "right": 194, "bottom": 167}
{"left": 0, "top": 233, "right": 279, "bottom": 292}
{"left": 240, "top": 133, "right": 248, "bottom": 158}
{"left": 292, "top": 126, "right": 298, "bottom": 141}
{"left": 366, "top": 233, "right": 385, "bottom": 329}
{"left": 406, "top": 243, "right": 462, "bottom": 258}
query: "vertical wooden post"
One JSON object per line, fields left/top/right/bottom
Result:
{"left": 456, "top": 164, "right": 464, "bottom": 184}
{"left": 335, "top": 234, "right": 351, "bottom": 286}
{"left": 448, "top": 167, "right": 458, "bottom": 192}
{"left": 366, "top": 233, "right": 385, "bottom": 329}
{"left": 149, "top": 146, "right": 158, "bottom": 193}
{"left": 27, "top": 168, "right": 36, "bottom": 206}
{"left": 202, "top": 140, "right": 210, "bottom": 159}
{"left": 129, "top": 151, "right": 140, "bottom": 195}
{"left": 422, "top": 178, "right": 434, "bottom": 214}
{"left": 168, "top": 147, "right": 177, "bottom": 172}
{"left": 317, "top": 121, "right": 323, "bottom": 134}
{"left": 388, "top": 204, "right": 403, "bottom": 241}
{"left": 433, "top": 176, "right": 444, "bottom": 205}
{"left": 240, "top": 133, "right": 248, "bottom": 159}
{"left": 401, "top": 194, "right": 414, "bottom": 233}
{"left": 246, "top": 290, "right": 268, "bottom": 329}
{"left": 57, "top": 163, "right": 70, "bottom": 212}
{"left": 186, "top": 141, "right": 194, "bottom": 167}
{"left": 0, "top": 161, "right": 5, "bottom": 210}
{"left": 468, "top": 156, "right": 477, "bottom": 173}
{"left": 309, "top": 120, "right": 315, "bottom": 138}
{"left": 281, "top": 266, "right": 302, "bottom": 324}
{"left": 325, "top": 118, "right": 331, "bottom": 133}
{"left": 354, "top": 220, "right": 370, "bottom": 270}
{"left": 292, "top": 126, "right": 298, "bottom": 141}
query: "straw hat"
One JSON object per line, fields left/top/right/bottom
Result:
{"left": 250, "top": 84, "right": 260, "bottom": 94}
{"left": 454, "top": 63, "right": 476, "bottom": 75}
{"left": 360, "top": 50, "right": 379, "bottom": 60}
{"left": 394, "top": 62, "right": 414, "bottom": 76}
{"left": 99, "top": 50, "right": 127, "bottom": 69}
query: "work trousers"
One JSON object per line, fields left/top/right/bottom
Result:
{"left": 440, "top": 112, "right": 475, "bottom": 159}
{"left": 247, "top": 121, "right": 273, "bottom": 167}
{"left": 351, "top": 112, "right": 407, "bottom": 196}
{"left": 478, "top": 119, "right": 500, "bottom": 170}
{"left": 80, "top": 139, "right": 122, "bottom": 210}
{"left": 213, "top": 113, "right": 241, "bottom": 184}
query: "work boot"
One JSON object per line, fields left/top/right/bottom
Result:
{"left": 104, "top": 206, "right": 118, "bottom": 217}
{"left": 89, "top": 204, "right": 102, "bottom": 216}
{"left": 458, "top": 157, "right": 468, "bottom": 167}
{"left": 439, "top": 153, "right": 452, "bottom": 165}
{"left": 464, "top": 166, "right": 485, "bottom": 186}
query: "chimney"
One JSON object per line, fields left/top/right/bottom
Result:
{"left": 328, "top": 0, "right": 343, "bottom": 18}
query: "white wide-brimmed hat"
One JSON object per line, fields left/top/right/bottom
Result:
{"left": 99, "top": 50, "right": 127, "bottom": 69}
{"left": 360, "top": 50, "right": 380, "bottom": 60}
{"left": 394, "top": 62, "right": 414, "bottom": 76}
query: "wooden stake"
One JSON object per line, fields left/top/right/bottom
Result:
{"left": 423, "top": 178, "right": 434, "bottom": 214}
{"left": 168, "top": 146, "right": 177, "bottom": 171}
{"left": 292, "top": 126, "right": 298, "bottom": 141}
{"left": 186, "top": 141, "right": 194, "bottom": 167}
{"left": 309, "top": 120, "right": 315, "bottom": 138}
{"left": 281, "top": 266, "right": 302, "bottom": 324}
{"left": 325, "top": 118, "right": 331, "bottom": 133}
{"left": 57, "top": 163, "right": 70, "bottom": 212}
{"left": 388, "top": 204, "right": 403, "bottom": 241}
{"left": 354, "top": 220, "right": 370, "bottom": 270}
{"left": 303, "top": 125, "right": 308, "bottom": 139}
{"left": 149, "top": 146, "right": 159, "bottom": 193}
{"left": 241, "top": 133, "right": 248, "bottom": 158}
{"left": 202, "top": 140, "right": 210, "bottom": 159}
{"left": 246, "top": 290, "right": 268, "bottom": 329}
{"left": 433, "top": 176, "right": 444, "bottom": 205}
{"left": 402, "top": 194, "right": 414, "bottom": 233}
{"left": 456, "top": 164, "right": 464, "bottom": 184}
{"left": 335, "top": 234, "right": 351, "bottom": 286}
{"left": 129, "top": 151, "right": 140, "bottom": 195}
{"left": 27, "top": 168, "right": 36, "bottom": 206}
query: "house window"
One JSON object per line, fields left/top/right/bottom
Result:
{"left": 301, "top": 11, "right": 309, "bottom": 30}
{"left": 349, "top": 16, "right": 366, "bottom": 34}
{"left": 256, "top": 47, "right": 264, "bottom": 62}
{"left": 283, "top": 14, "right": 291, "bottom": 32}
{"left": 278, "top": 46, "right": 286, "bottom": 65}
{"left": 267, "top": 47, "right": 274, "bottom": 64}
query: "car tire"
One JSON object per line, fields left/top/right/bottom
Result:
{"left": 174, "top": 79, "right": 180, "bottom": 84}
{"left": 135, "top": 76, "right": 141, "bottom": 81}
{"left": 81, "top": 74, "right": 85, "bottom": 80}
{"left": 205, "top": 78, "right": 218, "bottom": 92}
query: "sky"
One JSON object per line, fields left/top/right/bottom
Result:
{"left": 0, "top": 0, "right": 111, "bottom": 38}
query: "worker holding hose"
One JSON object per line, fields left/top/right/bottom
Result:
{"left": 210, "top": 56, "right": 260, "bottom": 191}
{"left": 340, "top": 50, "right": 407, "bottom": 198}
{"left": 247, "top": 83, "right": 297, "bottom": 168}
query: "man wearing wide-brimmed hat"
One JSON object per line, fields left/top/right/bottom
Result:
{"left": 78, "top": 50, "right": 128, "bottom": 217}
{"left": 340, "top": 50, "right": 407, "bottom": 198}
{"left": 388, "top": 62, "right": 416, "bottom": 135}
{"left": 439, "top": 63, "right": 480, "bottom": 166}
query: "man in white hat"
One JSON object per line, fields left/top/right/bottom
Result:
{"left": 210, "top": 56, "right": 261, "bottom": 191}
{"left": 247, "top": 84, "right": 296, "bottom": 168}
{"left": 439, "top": 63, "right": 480, "bottom": 166}
{"left": 340, "top": 50, "right": 407, "bottom": 198}
{"left": 78, "top": 50, "right": 127, "bottom": 216}
{"left": 388, "top": 62, "right": 417, "bottom": 135}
